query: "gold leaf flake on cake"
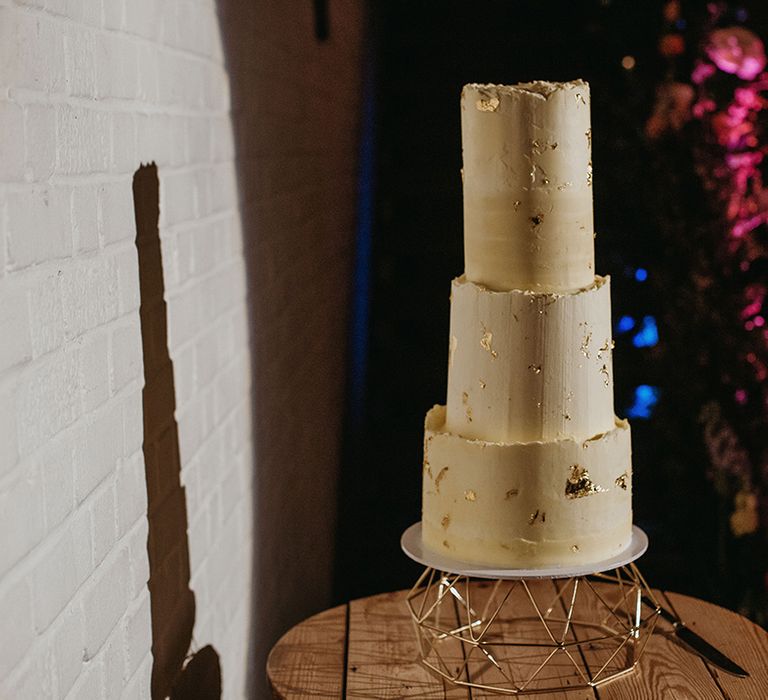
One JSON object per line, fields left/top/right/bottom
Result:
{"left": 505, "top": 488, "right": 519, "bottom": 499}
{"left": 565, "top": 465, "right": 606, "bottom": 499}
{"left": 529, "top": 509, "right": 544, "bottom": 525}
{"left": 530, "top": 214, "right": 544, "bottom": 228}
{"left": 580, "top": 332, "right": 592, "bottom": 359}
{"left": 615, "top": 473, "right": 628, "bottom": 490}
{"left": 513, "top": 200, "right": 521, "bottom": 211}
{"left": 480, "top": 327, "right": 498, "bottom": 358}
{"left": 479, "top": 379, "right": 486, "bottom": 389}
{"left": 539, "top": 294, "right": 558, "bottom": 313}
{"left": 476, "top": 95, "right": 500, "bottom": 112}
{"left": 528, "top": 364, "right": 542, "bottom": 374}
{"left": 434, "top": 467, "right": 449, "bottom": 493}
{"left": 462, "top": 391, "right": 469, "bottom": 404}
{"left": 597, "top": 338, "right": 615, "bottom": 360}
{"left": 423, "top": 459, "right": 432, "bottom": 479}
{"left": 557, "top": 181, "right": 572, "bottom": 191}
{"left": 464, "top": 489, "right": 477, "bottom": 502}
{"left": 442, "top": 540, "right": 450, "bottom": 549}
{"left": 585, "top": 128, "right": 592, "bottom": 148}
{"left": 572, "top": 544, "right": 580, "bottom": 553}
{"left": 441, "top": 514, "right": 451, "bottom": 529}
{"left": 531, "top": 139, "right": 558, "bottom": 155}
{"left": 600, "top": 364, "right": 610, "bottom": 387}
{"left": 563, "top": 413, "right": 571, "bottom": 421}
{"left": 575, "top": 92, "right": 587, "bottom": 106}
{"left": 465, "top": 406, "right": 473, "bottom": 422}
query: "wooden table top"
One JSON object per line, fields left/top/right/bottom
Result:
{"left": 267, "top": 581, "right": 768, "bottom": 699}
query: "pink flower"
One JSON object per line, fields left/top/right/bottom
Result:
{"left": 692, "top": 62, "right": 716, "bottom": 85}
{"left": 734, "top": 86, "right": 763, "bottom": 110}
{"left": 692, "top": 98, "right": 716, "bottom": 119}
{"left": 706, "top": 27, "right": 766, "bottom": 80}
{"left": 714, "top": 113, "right": 756, "bottom": 150}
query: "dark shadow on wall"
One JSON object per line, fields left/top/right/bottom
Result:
{"left": 215, "top": 2, "right": 365, "bottom": 697}
{"left": 133, "top": 164, "right": 222, "bottom": 700}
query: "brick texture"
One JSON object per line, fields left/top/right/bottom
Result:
{"left": 0, "top": 1, "right": 362, "bottom": 698}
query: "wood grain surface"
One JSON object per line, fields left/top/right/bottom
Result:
{"left": 267, "top": 582, "right": 768, "bottom": 699}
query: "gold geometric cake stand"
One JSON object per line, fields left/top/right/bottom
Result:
{"left": 402, "top": 523, "right": 659, "bottom": 695}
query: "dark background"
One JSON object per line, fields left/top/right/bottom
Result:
{"left": 334, "top": 0, "right": 767, "bottom": 615}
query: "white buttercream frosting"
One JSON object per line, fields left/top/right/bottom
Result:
{"left": 462, "top": 81, "right": 594, "bottom": 292}
{"left": 421, "top": 80, "right": 632, "bottom": 569}
{"left": 423, "top": 406, "right": 632, "bottom": 567}
{"left": 445, "top": 275, "right": 615, "bottom": 443}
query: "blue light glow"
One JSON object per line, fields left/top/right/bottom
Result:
{"left": 632, "top": 316, "right": 658, "bottom": 347}
{"left": 626, "top": 385, "right": 660, "bottom": 419}
{"left": 634, "top": 268, "right": 648, "bottom": 282}
{"left": 616, "top": 315, "right": 635, "bottom": 334}
{"left": 347, "top": 41, "right": 377, "bottom": 425}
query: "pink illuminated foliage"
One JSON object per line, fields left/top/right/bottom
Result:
{"left": 691, "top": 19, "right": 768, "bottom": 541}
{"left": 706, "top": 27, "right": 766, "bottom": 80}
{"left": 648, "top": 2, "right": 768, "bottom": 621}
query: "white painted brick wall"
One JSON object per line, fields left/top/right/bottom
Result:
{"left": 1, "top": 0, "right": 363, "bottom": 697}
{"left": 1, "top": 1, "right": 249, "bottom": 697}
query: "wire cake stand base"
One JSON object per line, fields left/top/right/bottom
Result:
{"left": 401, "top": 523, "right": 660, "bottom": 695}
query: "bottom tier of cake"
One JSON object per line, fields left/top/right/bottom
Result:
{"left": 422, "top": 405, "right": 633, "bottom": 568}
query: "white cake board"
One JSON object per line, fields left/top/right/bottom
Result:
{"left": 401, "top": 521, "right": 648, "bottom": 580}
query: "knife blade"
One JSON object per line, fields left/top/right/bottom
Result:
{"left": 642, "top": 596, "right": 749, "bottom": 678}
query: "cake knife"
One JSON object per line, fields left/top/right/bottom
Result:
{"left": 642, "top": 596, "right": 749, "bottom": 677}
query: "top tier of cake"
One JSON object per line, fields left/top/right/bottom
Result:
{"left": 462, "top": 80, "right": 594, "bottom": 293}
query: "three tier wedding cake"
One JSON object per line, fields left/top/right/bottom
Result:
{"left": 421, "top": 80, "right": 633, "bottom": 568}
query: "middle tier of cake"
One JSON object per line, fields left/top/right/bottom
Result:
{"left": 445, "top": 275, "right": 616, "bottom": 443}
